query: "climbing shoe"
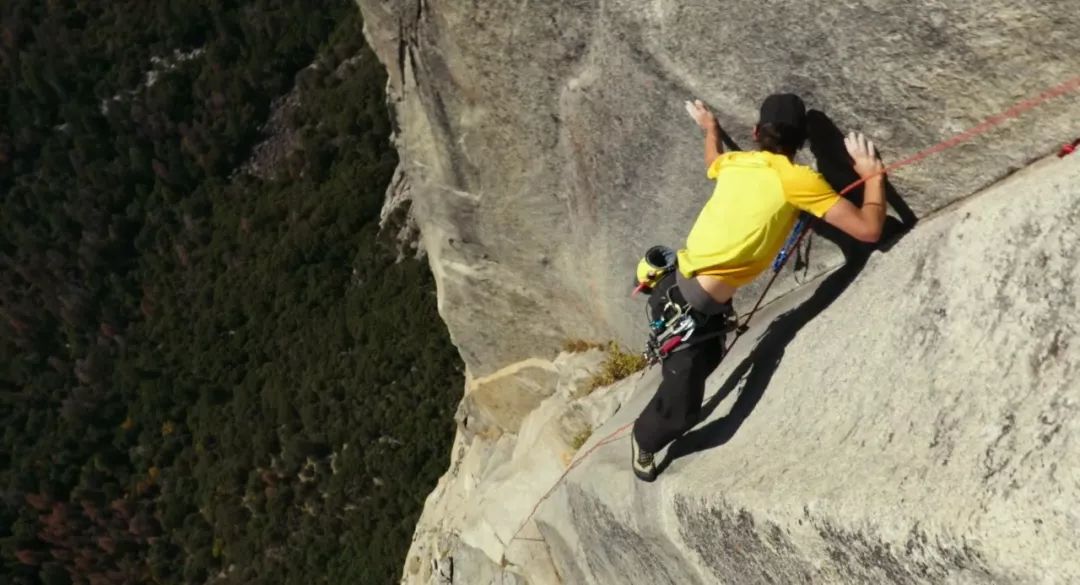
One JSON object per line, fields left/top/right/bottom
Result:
{"left": 631, "top": 434, "right": 657, "bottom": 482}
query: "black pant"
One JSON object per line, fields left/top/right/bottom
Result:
{"left": 633, "top": 275, "right": 728, "bottom": 454}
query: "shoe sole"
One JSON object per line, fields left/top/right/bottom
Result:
{"left": 631, "top": 438, "right": 657, "bottom": 482}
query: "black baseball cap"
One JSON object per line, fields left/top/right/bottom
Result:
{"left": 759, "top": 93, "right": 807, "bottom": 130}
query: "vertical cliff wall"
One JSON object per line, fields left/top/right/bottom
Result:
{"left": 357, "top": 0, "right": 1080, "bottom": 377}
{"left": 353, "top": 2, "right": 1080, "bottom": 583}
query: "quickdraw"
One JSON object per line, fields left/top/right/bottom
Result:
{"left": 644, "top": 296, "right": 697, "bottom": 365}
{"left": 643, "top": 304, "right": 695, "bottom": 364}
{"left": 642, "top": 283, "right": 739, "bottom": 365}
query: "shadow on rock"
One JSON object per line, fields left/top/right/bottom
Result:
{"left": 656, "top": 110, "right": 918, "bottom": 475}
{"left": 806, "top": 109, "right": 919, "bottom": 254}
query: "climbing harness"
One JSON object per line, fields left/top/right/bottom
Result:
{"left": 634, "top": 245, "right": 708, "bottom": 362}
{"left": 644, "top": 292, "right": 695, "bottom": 362}
{"left": 641, "top": 282, "right": 735, "bottom": 365}
{"left": 635, "top": 244, "right": 740, "bottom": 364}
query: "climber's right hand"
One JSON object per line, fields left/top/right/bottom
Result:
{"left": 845, "top": 132, "right": 884, "bottom": 180}
{"left": 685, "top": 99, "right": 718, "bottom": 132}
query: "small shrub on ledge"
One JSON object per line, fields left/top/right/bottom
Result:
{"left": 586, "top": 342, "right": 647, "bottom": 392}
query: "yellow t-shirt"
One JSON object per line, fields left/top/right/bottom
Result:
{"left": 676, "top": 151, "right": 840, "bottom": 287}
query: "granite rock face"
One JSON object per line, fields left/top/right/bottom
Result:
{"left": 528, "top": 154, "right": 1080, "bottom": 585}
{"left": 357, "top": 0, "right": 1080, "bottom": 376}
{"left": 355, "top": 1, "right": 1080, "bottom": 582}
{"left": 400, "top": 349, "right": 635, "bottom": 585}
{"left": 400, "top": 155, "right": 1080, "bottom": 583}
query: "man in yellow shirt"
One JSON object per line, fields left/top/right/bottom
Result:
{"left": 632, "top": 94, "right": 887, "bottom": 481}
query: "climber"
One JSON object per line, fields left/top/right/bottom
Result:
{"left": 631, "top": 93, "right": 888, "bottom": 481}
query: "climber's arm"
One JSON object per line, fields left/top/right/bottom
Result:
{"left": 704, "top": 123, "right": 724, "bottom": 168}
{"left": 686, "top": 100, "right": 724, "bottom": 168}
{"left": 821, "top": 178, "right": 886, "bottom": 243}
{"left": 785, "top": 132, "right": 886, "bottom": 243}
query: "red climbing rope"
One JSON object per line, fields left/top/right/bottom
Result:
{"left": 509, "top": 421, "right": 634, "bottom": 542}
{"left": 1060, "top": 139, "right": 1080, "bottom": 158}
{"left": 508, "top": 73, "right": 1080, "bottom": 545}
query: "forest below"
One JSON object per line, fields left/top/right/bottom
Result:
{"left": 1, "top": 1, "right": 462, "bottom": 583}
